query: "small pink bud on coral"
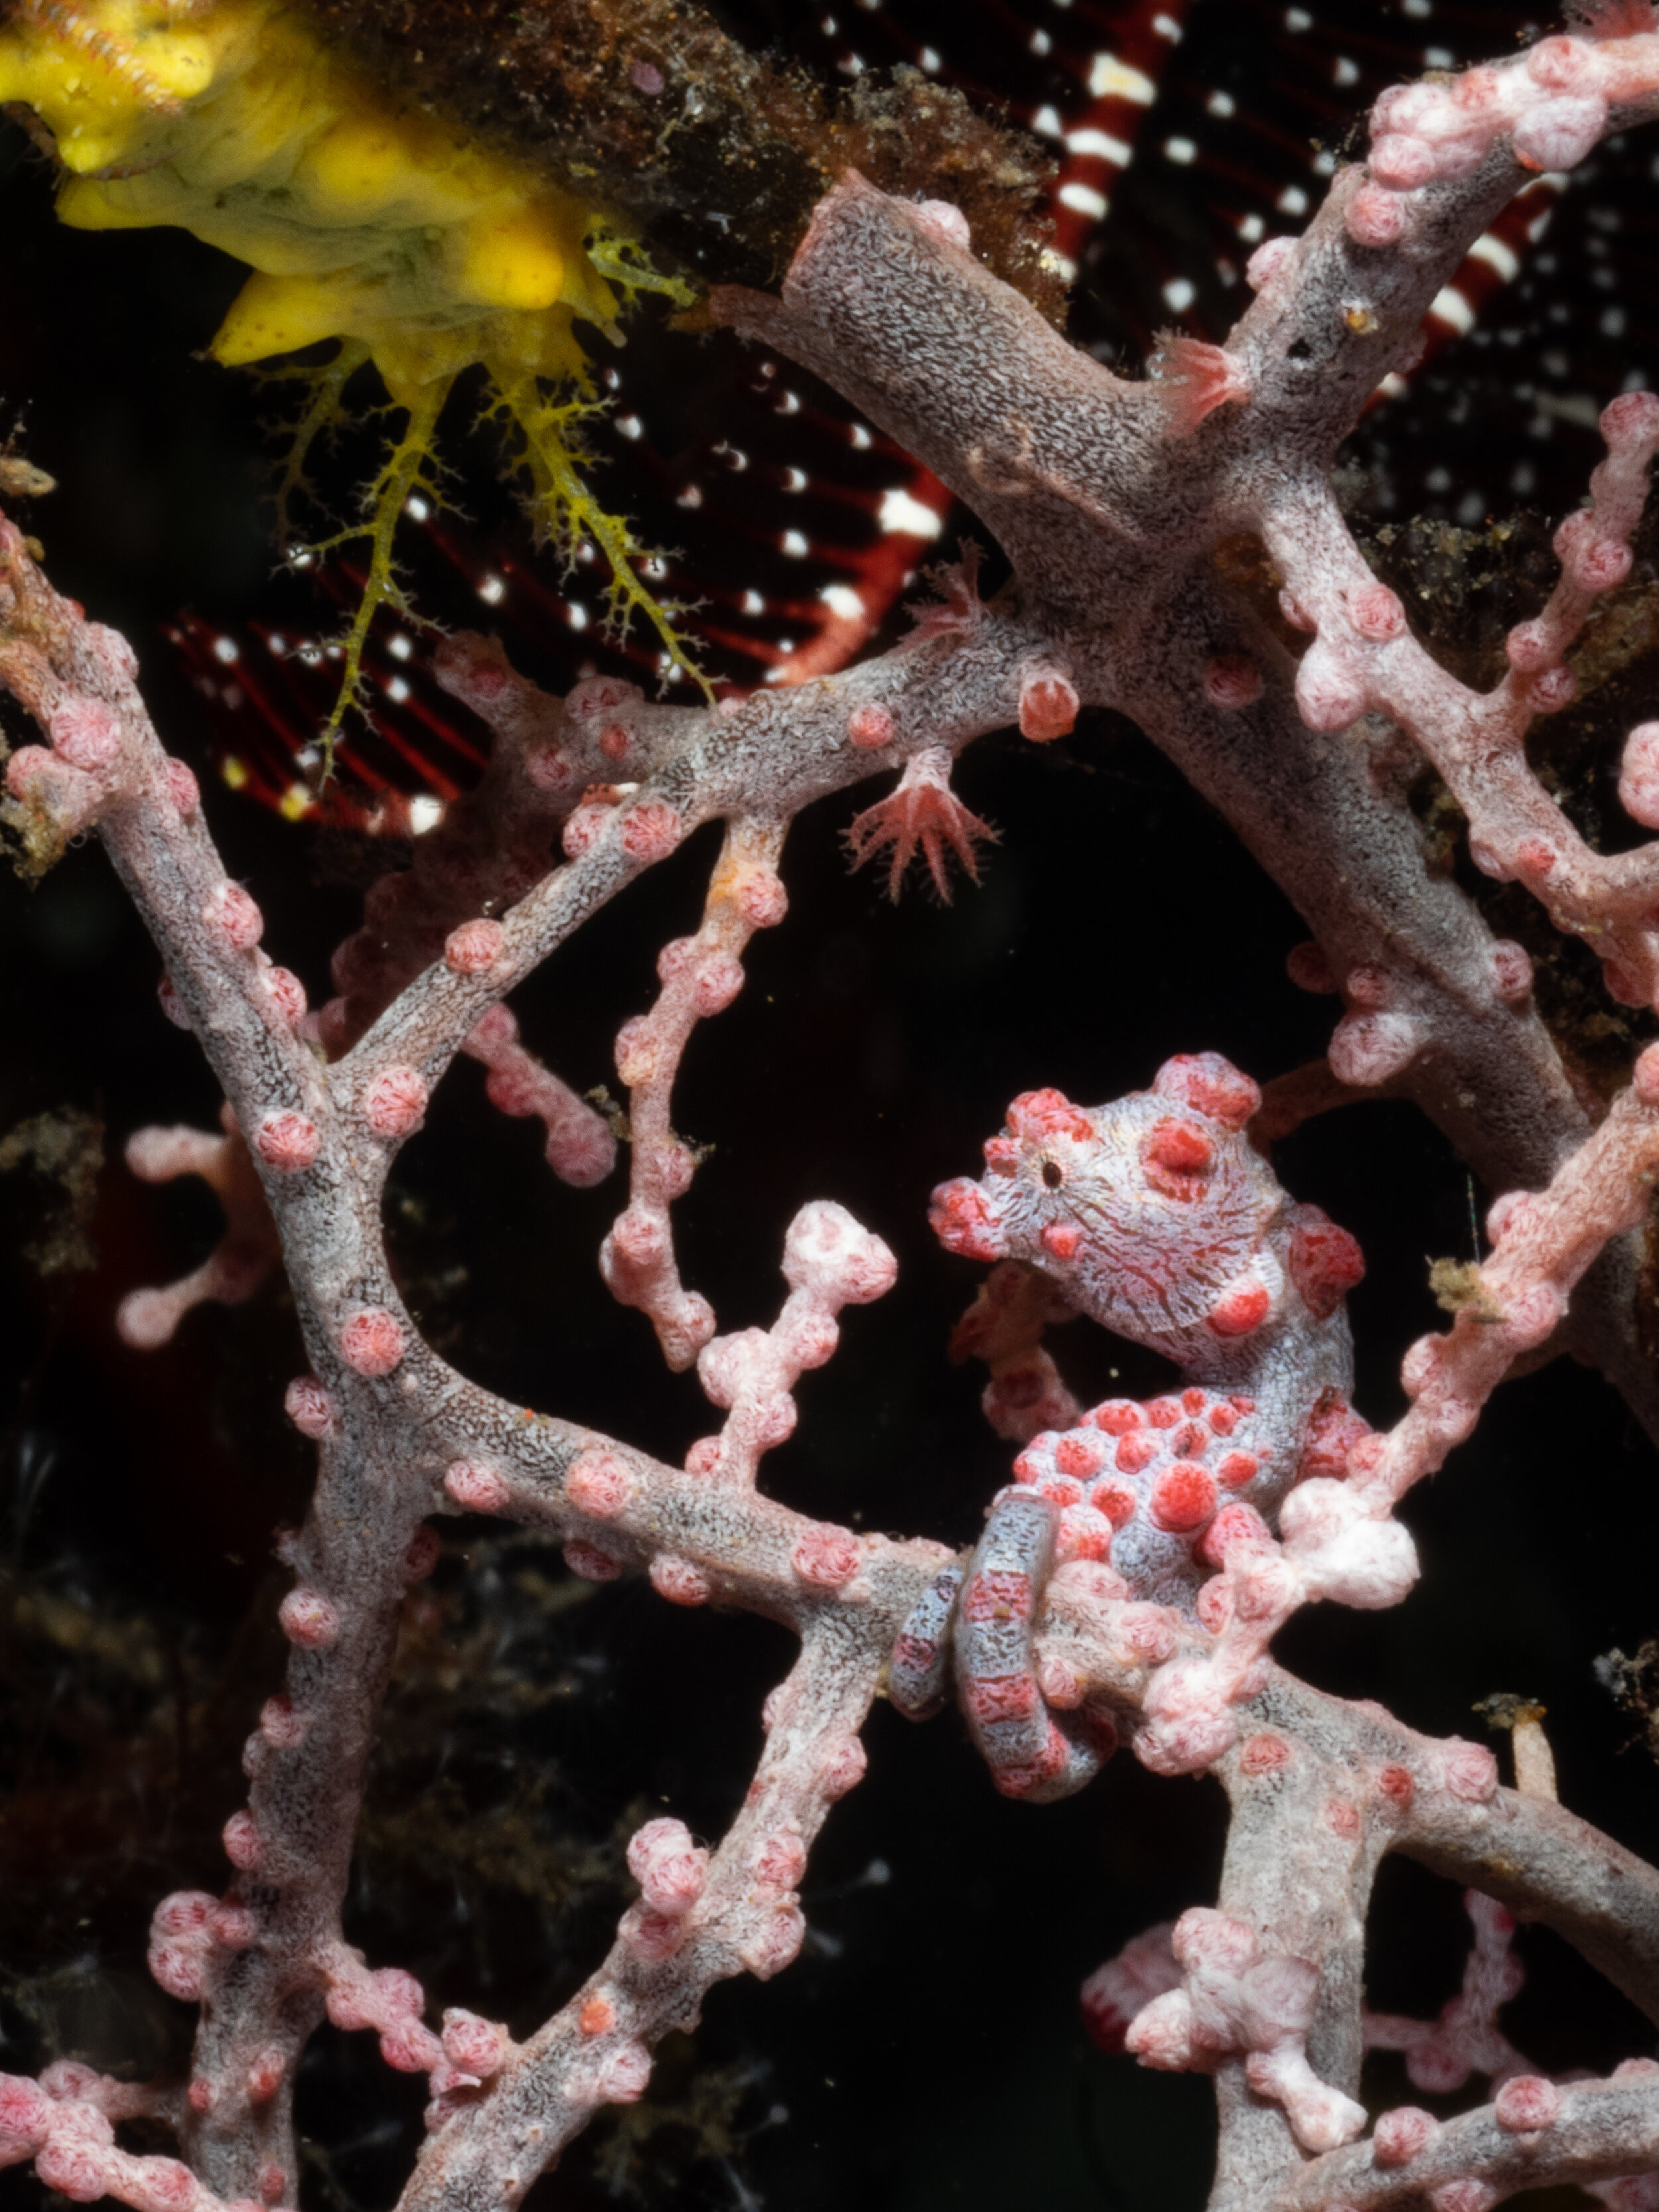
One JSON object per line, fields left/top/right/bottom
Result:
{"left": 1527, "top": 663, "right": 1577, "bottom": 715}
{"left": 445, "top": 919, "right": 505, "bottom": 973}
{"left": 211, "top": 1903, "right": 257, "bottom": 1947}
{"left": 1490, "top": 940, "right": 1534, "bottom": 1003}
{"left": 1440, "top": 1740, "right": 1498, "bottom": 1803}
{"left": 222, "top": 1809, "right": 262, "bottom": 1871}
{"left": 188, "top": 2078, "right": 216, "bottom": 2114}
{"left": 694, "top": 954, "right": 746, "bottom": 1016}
{"left": 791, "top": 1523, "right": 861, "bottom": 1588}
{"left": 650, "top": 1553, "right": 711, "bottom": 1604}
{"left": 593, "top": 2041, "right": 652, "bottom": 2105}
{"left": 339, "top": 1307, "right": 405, "bottom": 1376}
{"left": 1286, "top": 941, "right": 1336, "bottom": 993}
{"left": 820, "top": 1734, "right": 868, "bottom": 1798}
{"left": 565, "top": 1537, "right": 628, "bottom": 1582}
{"left": 1369, "top": 133, "right": 1437, "bottom": 189}
{"left": 284, "top": 1377, "right": 334, "bottom": 1438}
{"left": 255, "top": 1112, "right": 319, "bottom": 1174}
{"left": 739, "top": 1903, "right": 807, "bottom": 1980}
{"left": 1244, "top": 236, "right": 1297, "bottom": 290}
{"left": 247, "top": 2051, "right": 285, "bottom": 2103}
{"left": 1295, "top": 640, "right": 1369, "bottom": 732}
{"left": 257, "top": 2163, "right": 287, "bottom": 2204}
{"left": 37, "top": 2140, "right": 111, "bottom": 2203}
{"left": 579, "top": 1995, "right": 615, "bottom": 2038}
{"left": 1374, "top": 2106, "right": 1439, "bottom": 2166}
{"left": 264, "top": 965, "right": 307, "bottom": 1026}
{"left": 3, "top": 746, "right": 56, "bottom": 803}
{"left": 157, "top": 971, "right": 193, "bottom": 1028}
{"left": 165, "top": 758, "right": 200, "bottom": 815}
{"left": 1202, "top": 654, "right": 1263, "bottom": 710}
{"left": 441, "top": 2012, "right": 504, "bottom": 2077}
{"left": 0, "top": 2075, "right": 53, "bottom": 2148}
{"left": 567, "top": 1452, "right": 631, "bottom": 1517}
{"left": 1494, "top": 2075, "right": 1560, "bottom": 2132}
{"left": 1349, "top": 583, "right": 1405, "bottom": 642}
{"left": 1514, "top": 93, "right": 1607, "bottom": 173}
{"left": 260, "top": 1694, "right": 307, "bottom": 1750}
{"left": 1620, "top": 722, "right": 1659, "bottom": 828}
{"left": 847, "top": 703, "right": 895, "bottom": 750}
{"left": 627, "top": 1817, "right": 708, "bottom": 1913}
{"left": 204, "top": 883, "right": 264, "bottom": 952}
{"left": 1635, "top": 1044, "right": 1659, "bottom": 1106}
{"left": 279, "top": 1588, "right": 339, "bottom": 1648}
{"left": 624, "top": 1911, "right": 690, "bottom": 1964}
{"left": 149, "top": 1941, "right": 206, "bottom": 2002}
{"left": 50, "top": 699, "right": 121, "bottom": 771}
{"left": 445, "top": 1459, "right": 510, "bottom": 1513}
{"left": 1378, "top": 1763, "right": 1415, "bottom": 1807}
{"left": 621, "top": 800, "right": 682, "bottom": 863}
{"left": 1240, "top": 1733, "right": 1291, "bottom": 1775}
{"left": 737, "top": 868, "right": 788, "bottom": 927}
{"left": 1019, "top": 665, "right": 1079, "bottom": 742}
{"left": 1346, "top": 183, "right": 1406, "bottom": 247}
{"left": 364, "top": 1066, "right": 427, "bottom": 1137}
{"left": 153, "top": 1891, "right": 214, "bottom": 1938}
{"left": 402, "top": 1525, "right": 441, "bottom": 1580}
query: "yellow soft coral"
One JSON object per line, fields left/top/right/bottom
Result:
{"left": 0, "top": 0, "right": 705, "bottom": 754}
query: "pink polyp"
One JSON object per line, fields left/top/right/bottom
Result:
{"left": 1619, "top": 722, "right": 1659, "bottom": 827}
{"left": 1203, "top": 654, "right": 1263, "bottom": 710}
{"left": 567, "top": 1452, "right": 631, "bottom": 1517}
{"left": 621, "top": 801, "right": 684, "bottom": 863}
{"left": 50, "top": 698, "right": 121, "bottom": 770}
{"left": 279, "top": 1588, "right": 340, "bottom": 1648}
{"left": 445, "top": 919, "right": 506, "bottom": 974}
{"left": 339, "top": 1308, "right": 405, "bottom": 1376}
{"left": 1346, "top": 184, "right": 1405, "bottom": 248}
{"left": 222, "top": 1809, "right": 262, "bottom": 1870}
{"left": 164, "top": 757, "right": 200, "bottom": 814}
{"left": 204, "top": 883, "right": 264, "bottom": 951}
{"left": 791, "top": 1523, "right": 861, "bottom": 1588}
{"left": 847, "top": 703, "right": 895, "bottom": 750}
{"left": 1019, "top": 665, "right": 1079, "bottom": 742}
{"left": 364, "top": 1066, "right": 428, "bottom": 1137}
{"left": 565, "top": 1537, "right": 628, "bottom": 1582}
{"left": 650, "top": 1553, "right": 711, "bottom": 1604}
{"left": 1368, "top": 133, "right": 1437, "bottom": 189}
{"left": 255, "top": 1113, "right": 319, "bottom": 1174}
{"left": 284, "top": 1377, "right": 334, "bottom": 1438}
{"left": 1512, "top": 94, "right": 1607, "bottom": 172}
{"left": 1494, "top": 2075, "right": 1561, "bottom": 2132}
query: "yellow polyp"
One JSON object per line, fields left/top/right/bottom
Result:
{"left": 0, "top": 0, "right": 712, "bottom": 754}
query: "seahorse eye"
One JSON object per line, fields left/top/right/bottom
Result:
{"left": 1041, "top": 1159, "right": 1064, "bottom": 1190}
